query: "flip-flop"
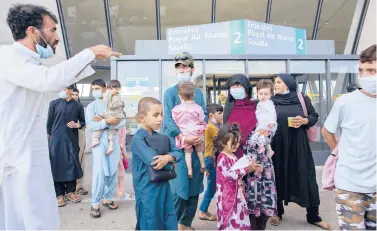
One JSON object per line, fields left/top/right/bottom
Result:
{"left": 90, "top": 206, "right": 101, "bottom": 218}
{"left": 270, "top": 216, "right": 281, "bottom": 226}
{"left": 65, "top": 193, "right": 81, "bottom": 203}
{"left": 102, "top": 200, "right": 119, "bottom": 210}
{"left": 199, "top": 212, "right": 217, "bottom": 221}
{"left": 57, "top": 196, "right": 66, "bottom": 207}
{"left": 309, "top": 221, "right": 333, "bottom": 230}
{"left": 76, "top": 188, "right": 88, "bottom": 195}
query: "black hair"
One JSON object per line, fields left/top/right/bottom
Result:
{"left": 7, "top": 4, "right": 58, "bottom": 41}
{"left": 72, "top": 87, "right": 79, "bottom": 93}
{"left": 91, "top": 79, "right": 106, "bottom": 88}
{"left": 213, "top": 123, "right": 241, "bottom": 160}
{"left": 107, "top": 80, "right": 122, "bottom": 89}
{"left": 66, "top": 84, "right": 75, "bottom": 90}
{"left": 207, "top": 103, "right": 223, "bottom": 115}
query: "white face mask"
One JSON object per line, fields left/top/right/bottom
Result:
{"left": 358, "top": 75, "right": 376, "bottom": 94}
{"left": 282, "top": 89, "right": 290, "bottom": 94}
{"left": 176, "top": 72, "right": 191, "bottom": 83}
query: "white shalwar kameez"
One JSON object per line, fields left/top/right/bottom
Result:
{"left": 0, "top": 42, "right": 95, "bottom": 230}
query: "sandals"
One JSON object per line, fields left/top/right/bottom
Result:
{"left": 90, "top": 206, "right": 101, "bottom": 218}
{"left": 65, "top": 192, "right": 81, "bottom": 203}
{"left": 102, "top": 200, "right": 118, "bottom": 210}
{"left": 270, "top": 215, "right": 281, "bottom": 226}
{"left": 309, "top": 221, "right": 333, "bottom": 230}
{"left": 199, "top": 212, "right": 217, "bottom": 221}
{"left": 57, "top": 196, "right": 66, "bottom": 207}
{"left": 76, "top": 188, "right": 88, "bottom": 195}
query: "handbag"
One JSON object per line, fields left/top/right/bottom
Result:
{"left": 145, "top": 134, "right": 177, "bottom": 182}
{"left": 322, "top": 137, "right": 339, "bottom": 191}
{"left": 297, "top": 92, "right": 319, "bottom": 142}
{"left": 122, "top": 157, "right": 129, "bottom": 170}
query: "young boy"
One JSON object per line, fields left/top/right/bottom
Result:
{"left": 250, "top": 79, "right": 277, "bottom": 157}
{"left": 130, "top": 97, "right": 179, "bottom": 230}
{"left": 92, "top": 80, "right": 126, "bottom": 155}
{"left": 198, "top": 103, "right": 223, "bottom": 221}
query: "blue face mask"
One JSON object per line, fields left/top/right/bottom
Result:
{"left": 92, "top": 90, "right": 103, "bottom": 99}
{"left": 58, "top": 91, "right": 67, "bottom": 99}
{"left": 230, "top": 87, "right": 246, "bottom": 100}
{"left": 35, "top": 30, "right": 54, "bottom": 59}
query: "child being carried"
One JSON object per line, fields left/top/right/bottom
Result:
{"left": 92, "top": 80, "right": 126, "bottom": 155}
{"left": 172, "top": 82, "right": 207, "bottom": 178}
{"left": 251, "top": 79, "right": 277, "bottom": 157}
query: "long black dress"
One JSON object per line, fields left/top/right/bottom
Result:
{"left": 271, "top": 94, "right": 320, "bottom": 210}
{"left": 47, "top": 98, "right": 85, "bottom": 182}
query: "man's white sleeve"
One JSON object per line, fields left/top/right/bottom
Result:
{"left": 1, "top": 49, "right": 95, "bottom": 92}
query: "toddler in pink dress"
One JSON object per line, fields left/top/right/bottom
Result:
{"left": 172, "top": 82, "right": 207, "bottom": 178}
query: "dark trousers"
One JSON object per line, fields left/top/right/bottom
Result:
{"left": 277, "top": 200, "right": 322, "bottom": 223}
{"left": 249, "top": 214, "right": 269, "bottom": 230}
{"left": 54, "top": 180, "right": 76, "bottom": 197}
{"left": 173, "top": 194, "right": 199, "bottom": 227}
{"left": 199, "top": 157, "right": 216, "bottom": 213}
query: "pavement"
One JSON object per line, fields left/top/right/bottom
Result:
{"left": 59, "top": 153, "right": 338, "bottom": 230}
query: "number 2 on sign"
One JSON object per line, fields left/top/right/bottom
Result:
{"left": 233, "top": 32, "right": 242, "bottom": 44}
{"left": 297, "top": 39, "right": 304, "bottom": 50}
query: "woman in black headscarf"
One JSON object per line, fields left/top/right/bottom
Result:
{"left": 223, "top": 73, "right": 257, "bottom": 158}
{"left": 270, "top": 74, "right": 332, "bottom": 230}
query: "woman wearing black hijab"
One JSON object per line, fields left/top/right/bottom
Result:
{"left": 270, "top": 74, "right": 332, "bottom": 230}
{"left": 223, "top": 73, "right": 257, "bottom": 158}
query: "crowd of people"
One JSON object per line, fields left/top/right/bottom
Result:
{"left": 0, "top": 3, "right": 375, "bottom": 231}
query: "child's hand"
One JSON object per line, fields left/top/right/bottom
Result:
{"left": 247, "top": 162, "right": 263, "bottom": 173}
{"left": 151, "top": 155, "right": 171, "bottom": 170}
{"left": 93, "top": 115, "right": 102, "bottom": 121}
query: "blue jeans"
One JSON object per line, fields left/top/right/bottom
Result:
{"left": 199, "top": 157, "right": 216, "bottom": 213}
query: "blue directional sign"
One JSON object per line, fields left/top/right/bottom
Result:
{"left": 166, "top": 19, "right": 306, "bottom": 55}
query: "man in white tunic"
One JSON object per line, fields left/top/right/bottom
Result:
{"left": 0, "top": 4, "right": 120, "bottom": 230}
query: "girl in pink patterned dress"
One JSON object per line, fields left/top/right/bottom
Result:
{"left": 215, "top": 123, "right": 263, "bottom": 231}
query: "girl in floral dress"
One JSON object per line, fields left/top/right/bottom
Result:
{"left": 244, "top": 81, "right": 278, "bottom": 231}
{"left": 215, "top": 123, "right": 262, "bottom": 231}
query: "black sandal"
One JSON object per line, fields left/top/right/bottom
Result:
{"left": 76, "top": 188, "right": 88, "bottom": 195}
{"left": 90, "top": 206, "right": 101, "bottom": 218}
{"left": 102, "top": 200, "right": 118, "bottom": 210}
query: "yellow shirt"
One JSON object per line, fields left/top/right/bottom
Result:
{"left": 205, "top": 123, "right": 218, "bottom": 157}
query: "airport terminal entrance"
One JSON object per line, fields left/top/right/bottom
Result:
{"left": 111, "top": 54, "right": 359, "bottom": 165}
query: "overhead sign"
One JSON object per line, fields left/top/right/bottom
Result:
{"left": 167, "top": 19, "right": 306, "bottom": 55}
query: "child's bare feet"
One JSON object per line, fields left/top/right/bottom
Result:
{"left": 105, "top": 141, "right": 114, "bottom": 155}
{"left": 105, "top": 148, "right": 113, "bottom": 155}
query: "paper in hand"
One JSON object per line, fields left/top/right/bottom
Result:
{"left": 230, "top": 155, "right": 252, "bottom": 171}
